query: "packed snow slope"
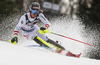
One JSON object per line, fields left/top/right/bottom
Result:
{"left": 0, "top": 41, "right": 100, "bottom": 65}
{"left": 1, "top": 14, "right": 100, "bottom": 64}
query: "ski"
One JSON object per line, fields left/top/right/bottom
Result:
{"left": 26, "top": 45, "right": 53, "bottom": 51}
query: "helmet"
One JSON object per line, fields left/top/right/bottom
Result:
{"left": 29, "top": 2, "right": 40, "bottom": 10}
{"left": 29, "top": 2, "right": 40, "bottom": 14}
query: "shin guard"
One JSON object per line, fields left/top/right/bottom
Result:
{"left": 47, "top": 39, "right": 65, "bottom": 50}
{"left": 34, "top": 36, "right": 54, "bottom": 48}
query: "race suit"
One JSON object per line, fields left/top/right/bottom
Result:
{"left": 14, "top": 12, "right": 50, "bottom": 41}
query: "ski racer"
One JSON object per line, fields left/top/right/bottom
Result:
{"left": 10, "top": 2, "right": 81, "bottom": 58}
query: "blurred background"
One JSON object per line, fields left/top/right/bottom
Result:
{"left": 0, "top": 0, "right": 100, "bottom": 20}
{"left": 0, "top": 0, "right": 100, "bottom": 60}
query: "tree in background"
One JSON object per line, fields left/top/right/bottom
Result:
{"left": 78, "top": 0, "right": 100, "bottom": 59}
{"left": 78, "top": 0, "right": 100, "bottom": 24}
{"left": 0, "top": 0, "right": 23, "bottom": 19}
{"left": 0, "top": 0, "right": 16, "bottom": 17}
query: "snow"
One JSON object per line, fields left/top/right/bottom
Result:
{"left": 1, "top": 13, "right": 100, "bottom": 65}
{"left": 0, "top": 41, "right": 100, "bottom": 65}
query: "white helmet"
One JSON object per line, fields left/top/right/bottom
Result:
{"left": 29, "top": 2, "right": 40, "bottom": 11}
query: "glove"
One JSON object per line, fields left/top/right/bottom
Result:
{"left": 11, "top": 36, "right": 18, "bottom": 44}
{"left": 39, "top": 27, "right": 48, "bottom": 34}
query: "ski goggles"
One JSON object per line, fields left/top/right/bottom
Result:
{"left": 31, "top": 10, "right": 39, "bottom": 14}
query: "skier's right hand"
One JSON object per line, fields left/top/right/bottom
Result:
{"left": 11, "top": 36, "right": 18, "bottom": 44}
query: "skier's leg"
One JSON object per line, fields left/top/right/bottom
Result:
{"left": 22, "top": 31, "right": 36, "bottom": 40}
{"left": 25, "top": 25, "right": 65, "bottom": 52}
{"left": 22, "top": 30, "right": 53, "bottom": 49}
{"left": 36, "top": 25, "right": 48, "bottom": 41}
{"left": 33, "top": 36, "right": 61, "bottom": 52}
{"left": 34, "top": 36, "right": 50, "bottom": 47}
{"left": 22, "top": 25, "right": 47, "bottom": 41}
{"left": 47, "top": 38, "right": 65, "bottom": 50}
{"left": 35, "top": 25, "right": 65, "bottom": 51}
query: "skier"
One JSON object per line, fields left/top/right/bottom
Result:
{"left": 10, "top": 2, "right": 81, "bottom": 58}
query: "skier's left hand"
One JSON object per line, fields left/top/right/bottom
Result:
{"left": 39, "top": 27, "right": 48, "bottom": 34}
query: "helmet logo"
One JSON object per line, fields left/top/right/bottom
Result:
{"left": 33, "top": 7, "right": 39, "bottom": 9}
{"left": 29, "top": 2, "right": 40, "bottom": 11}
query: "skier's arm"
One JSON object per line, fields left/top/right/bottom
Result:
{"left": 11, "top": 16, "right": 25, "bottom": 44}
{"left": 39, "top": 13, "right": 50, "bottom": 29}
{"left": 14, "top": 16, "right": 25, "bottom": 37}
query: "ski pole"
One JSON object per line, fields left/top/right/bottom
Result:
{"left": 0, "top": 39, "right": 9, "bottom": 41}
{"left": 50, "top": 32, "right": 94, "bottom": 47}
{"left": 39, "top": 29, "right": 94, "bottom": 47}
{"left": 0, "top": 39, "right": 17, "bottom": 44}
{"left": 0, "top": 39, "right": 11, "bottom": 43}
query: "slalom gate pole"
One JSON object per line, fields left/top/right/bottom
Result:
{"left": 50, "top": 32, "right": 94, "bottom": 47}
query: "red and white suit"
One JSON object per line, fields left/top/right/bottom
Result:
{"left": 14, "top": 12, "right": 50, "bottom": 41}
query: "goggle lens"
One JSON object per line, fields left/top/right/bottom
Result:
{"left": 31, "top": 10, "right": 39, "bottom": 14}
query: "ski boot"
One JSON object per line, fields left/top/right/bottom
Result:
{"left": 58, "top": 50, "right": 82, "bottom": 58}
{"left": 66, "top": 51, "right": 82, "bottom": 58}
